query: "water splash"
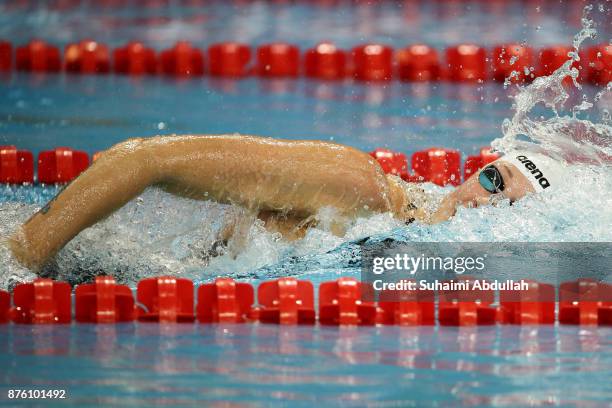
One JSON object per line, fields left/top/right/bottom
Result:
{"left": 0, "top": 188, "right": 405, "bottom": 289}
{"left": 492, "top": 5, "right": 611, "bottom": 164}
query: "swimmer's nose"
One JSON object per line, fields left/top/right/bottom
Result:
{"left": 454, "top": 177, "right": 489, "bottom": 205}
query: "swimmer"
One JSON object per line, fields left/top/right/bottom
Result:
{"left": 7, "top": 135, "right": 562, "bottom": 270}
{"left": 431, "top": 151, "right": 562, "bottom": 222}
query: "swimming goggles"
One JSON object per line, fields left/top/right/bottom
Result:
{"left": 478, "top": 165, "right": 505, "bottom": 194}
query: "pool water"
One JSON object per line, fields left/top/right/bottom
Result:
{"left": 1, "top": 1, "right": 612, "bottom": 407}
{"left": 0, "top": 74, "right": 519, "bottom": 157}
{"left": 1, "top": 324, "right": 611, "bottom": 407}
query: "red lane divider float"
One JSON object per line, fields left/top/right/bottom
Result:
{"left": 64, "top": 40, "right": 110, "bottom": 74}
{"left": 585, "top": 44, "right": 611, "bottom": 86}
{"left": 305, "top": 42, "right": 346, "bottom": 80}
{"left": 352, "top": 44, "right": 393, "bottom": 81}
{"left": 499, "top": 280, "right": 555, "bottom": 325}
{"left": 1, "top": 40, "right": 609, "bottom": 85}
{"left": 492, "top": 43, "right": 535, "bottom": 83}
{"left": 257, "top": 43, "right": 299, "bottom": 78}
{"left": 411, "top": 147, "right": 462, "bottom": 186}
{"left": 0, "top": 145, "right": 34, "bottom": 184}
{"left": 0, "top": 40, "right": 12, "bottom": 71}
{"left": 197, "top": 277, "right": 253, "bottom": 323}
{"left": 208, "top": 42, "right": 251, "bottom": 78}
{"left": 369, "top": 148, "right": 410, "bottom": 180}
{"left": 75, "top": 276, "right": 135, "bottom": 323}
{"left": 377, "top": 280, "right": 435, "bottom": 325}
{"left": 0, "top": 290, "right": 9, "bottom": 324}
{"left": 257, "top": 277, "right": 316, "bottom": 325}
{"left": 463, "top": 147, "right": 499, "bottom": 180}
{"left": 11, "top": 278, "right": 71, "bottom": 324}
{"left": 446, "top": 44, "right": 487, "bottom": 82}
{"left": 137, "top": 276, "right": 195, "bottom": 323}
{"left": 319, "top": 277, "right": 377, "bottom": 325}
{"left": 397, "top": 44, "right": 440, "bottom": 82}
{"left": 159, "top": 41, "right": 205, "bottom": 77}
{"left": 559, "top": 279, "right": 612, "bottom": 326}
{"left": 539, "top": 45, "right": 572, "bottom": 77}
{"left": 38, "top": 147, "right": 89, "bottom": 184}
{"left": 438, "top": 277, "right": 498, "bottom": 326}
{"left": 15, "top": 40, "right": 61, "bottom": 73}
{"left": 113, "top": 41, "right": 157, "bottom": 75}
{"left": 2, "top": 277, "right": 611, "bottom": 325}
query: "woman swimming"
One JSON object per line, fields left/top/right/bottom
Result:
{"left": 7, "top": 134, "right": 561, "bottom": 270}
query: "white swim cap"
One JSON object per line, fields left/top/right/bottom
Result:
{"left": 499, "top": 152, "right": 564, "bottom": 192}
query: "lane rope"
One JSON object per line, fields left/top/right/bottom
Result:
{"left": 0, "top": 39, "right": 609, "bottom": 85}
{"left": 2, "top": 276, "right": 610, "bottom": 326}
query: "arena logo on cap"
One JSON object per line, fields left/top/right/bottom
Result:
{"left": 516, "top": 155, "right": 550, "bottom": 189}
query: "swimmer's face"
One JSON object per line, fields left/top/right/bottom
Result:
{"left": 453, "top": 160, "right": 535, "bottom": 208}
{"left": 430, "top": 160, "right": 535, "bottom": 222}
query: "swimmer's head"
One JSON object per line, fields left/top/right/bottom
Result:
{"left": 431, "top": 152, "right": 564, "bottom": 222}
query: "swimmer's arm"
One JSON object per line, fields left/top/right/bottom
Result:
{"left": 9, "top": 135, "right": 394, "bottom": 270}
{"left": 429, "top": 193, "right": 458, "bottom": 223}
{"left": 153, "top": 135, "right": 392, "bottom": 217}
{"left": 9, "top": 138, "right": 158, "bottom": 269}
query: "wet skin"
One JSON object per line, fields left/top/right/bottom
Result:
{"left": 430, "top": 159, "right": 536, "bottom": 223}
{"left": 7, "top": 135, "right": 534, "bottom": 271}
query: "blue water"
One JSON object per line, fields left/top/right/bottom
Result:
{"left": 1, "top": 324, "right": 611, "bottom": 407}
{"left": 0, "top": 74, "right": 511, "bottom": 158}
{"left": 1, "top": 74, "right": 607, "bottom": 164}
{"left": 1, "top": 1, "right": 612, "bottom": 407}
